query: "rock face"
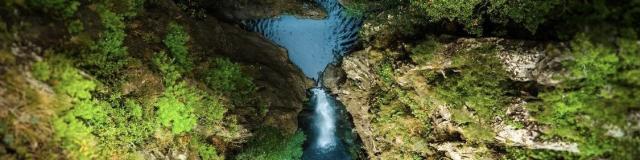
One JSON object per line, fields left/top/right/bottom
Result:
{"left": 127, "top": 0, "right": 314, "bottom": 134}
{"left": 324, "top": 50, "right": 380, "bottom": 157}
{"left": 201, "top": 0, "right": 327, "bottom": 20}
{"left": 189, "top": 17, "right": 314, "bottom": 134}
{"left": 326, "top": 38, "right": 576, "bottom": 159}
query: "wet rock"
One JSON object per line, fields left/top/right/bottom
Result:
{"left": 201, "top": 0, "right": 328, "bottom": 21}
{"left": 321, "top": 62, "right": 346, "bottom": 92}
{"left": 433, "top": 142, "right": 493, "bottom": 160}
{"left": 333, "top": 50, "right": 381, "bottom": 157}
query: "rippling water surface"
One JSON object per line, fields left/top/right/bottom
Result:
{"left": 246, "top": 0, "right": 361, "bottom": 79}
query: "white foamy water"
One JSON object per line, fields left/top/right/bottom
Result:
{"left": 313, "top": 88, "right": 337, "bottom": 148}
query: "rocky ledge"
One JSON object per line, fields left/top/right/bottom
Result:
{"left": 323, "top": 37, "right": 582, "bottom": 159}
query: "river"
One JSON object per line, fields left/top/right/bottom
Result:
{"left": 246, "top": 0, "right": 363, "bottom": 159}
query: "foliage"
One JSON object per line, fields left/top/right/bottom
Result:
{"left": 504, "top": 147, "right": 578, "bottom": 160}
{"left": 530, "top": 33, "right": 640, "bottom": 159}
{"left": 155, "top": 82, "right": 198, "bottom": 134}
{"left": 346, "top": 0, "right": 640, "bottom": 38}
{"left": 192, "top": 137, "right": 223, "bottom": 160}
{"left": 235, "top": 127, "right": 305, "bottom": 160}
{"left": 35, "top": 55, "right": 103, "bottom": 159}
{"left": 153, "top": 51, "right": 227, "bottom": 134}
{"left": 1, "top": 60, "right": 60, "bottom": 159}
{"left": 203, "top": 58, "right": 256, "bottom": 104}
{"left": 67, "top": 20, "right": 84, "bottom": 34}
{"left": 93, "top": 98, "right": 158, "bottom": 153}
{"left": 2, "top": 0, "right": 262, "bottom": 159}
{"left": 105, "top": 0, "right": 146, "bottom": 18}
{"left": 82, "top": 4, "right": 130, "bottom": 79}
{"left": 432, "top": 44, "right": 510, "bottom": 127}
{"left": 163, "top": 22, "right": 193, "bottom": 72}
{"left": 377, "top": 61, "right": 394, "bottom": 86}
{"left": 32, "top": 60, "right": 51, "bottom": 81}
{"left": 152, "top": 51, "right": 196, "bottom": 134}
{"left": 409, "top": 38, "right": 441, "bottom": 65}
{"left": 28, "top": 0, "right": 80, "bottom": 18}
{"left": 487, "top": 0, "right": 561, "bottom": 33}
{"left": 413, "top": 0, "right": 483, "bottom": 34}
{"left": 153, "top": 51, "right": 182, "bottom": 85}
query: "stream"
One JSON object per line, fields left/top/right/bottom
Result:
{"left": 246, "top": 0, "right": 362, "bottom": 159}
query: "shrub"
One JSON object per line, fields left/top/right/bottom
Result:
{"left": 192, "top": 137, "right": 223, "bottom": 160}
{"left": 36, "top": 55, "right": 103, "bottom": 158}
{"left": 530, "top": 33, "right": 640, "bottom": 158}
{"left": 433, "top": 44, "right": 509, "bottom": 122}
{"left": 28, "top": 0, "right": 80, "bottom": 18}
{"left": 204, "top": 58, "right": 255, "bottom": 104}
{"left": 93, "top": 98, "right": 158, "bottom": 153}
{"left": 152, "top": 51, "right": 182, "bottom": 85}
{"left": 235, "top": 128, "right": 305, "bottom": 160}
{"left": 163, "top": 22, "right": 193, "bottom": 72}
{"left": 155, "top": 82, "right": 198, "bottom": 134}
{"left": 487, "top": 0, "right": 562, "bottom": 33}
{"left": 413, "top": 0, "right": 484, "bottom": 34}
{"left": 67, "top": 20, "right": 84, "bottom": 34}
{"left": 82, "top": 5, "right": 129, "bottom": 78}
{"left": 31, "top": 60, "right": 51, "bottom": 81}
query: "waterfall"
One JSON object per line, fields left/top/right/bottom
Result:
{"left": 313, "top": 88, "right": 337, "bottom": 149}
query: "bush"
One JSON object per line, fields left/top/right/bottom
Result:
{"left": 82, "top": 4, "right": 129, "bottom": 78}
{"left": 433, "top": 44, "right": 509, "bottom": 123}
{"left": 346, "top": 0, "right": 640, "bottom": 37}
{"left": 163, "top": 22, "right": 193, "bottom": 72}
{"left": 530, "top": 33, "right": 640, "bottom": 158}
{"left": 192, "top": 137, "right": 223, "bottom": 160}
{"left": 153, "top": 51, "right": 226, "bottom": 134}
{"left": 414, "top": 0, "right": 483, "bottom": 34}
{"left": 35, "top": 55, "right": 103, "bottom": 158}
{"left": 155, "top": 82, "right": 198, "bottom": 134}
{"left": 28, "top": 0, "right": 80, "bottom": 18}
{"left": 235, "top": 128, "right": 305, "bottom": 160}
{"left": 152, "top": 51, "right": 182, "bottom": 85}
{"left": 203, "top": 58, "right": 255, "bottom": 104}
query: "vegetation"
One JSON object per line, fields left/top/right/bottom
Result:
{"left": 528, "top": 33, "right": 640, "bottom": 159}
{"left": 28, "top": 0, "right": 81, "bottom": 18}
{"left": 203, "top": 58, "right": 256, "bottom": 105}
{"left": 163, "top": 22, "right": 193, "bottom": 72}
{"left": 81, "top": 4, "right": 130, "bottom": 79}
{"left": 345, "top": 0, "right": 640, "bottom": 43}
{"left": 235, "top": 127, "right": 306, "bottom": 160}
{"left": 0, "top": 0, "right": 285, "bottom": 159}
{"left": 3, "top": 0, "right": 639, "bottom": 159}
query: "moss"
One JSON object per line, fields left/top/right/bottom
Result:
{"left": 409, "top": 38, "right": 442, "bottom": 65}
{"left": 530, "top": 33, "right": 640, "bottom": 159}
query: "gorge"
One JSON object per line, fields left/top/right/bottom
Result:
{"left": 1, "top": 0, "right": 639, "bottom": 159}
{"left": 247, "top": 0, "right": 362, "bottom": 159}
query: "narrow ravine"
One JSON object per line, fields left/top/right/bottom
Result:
{"left": 246, "top": 0, "right": 362, "bottom": 159}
